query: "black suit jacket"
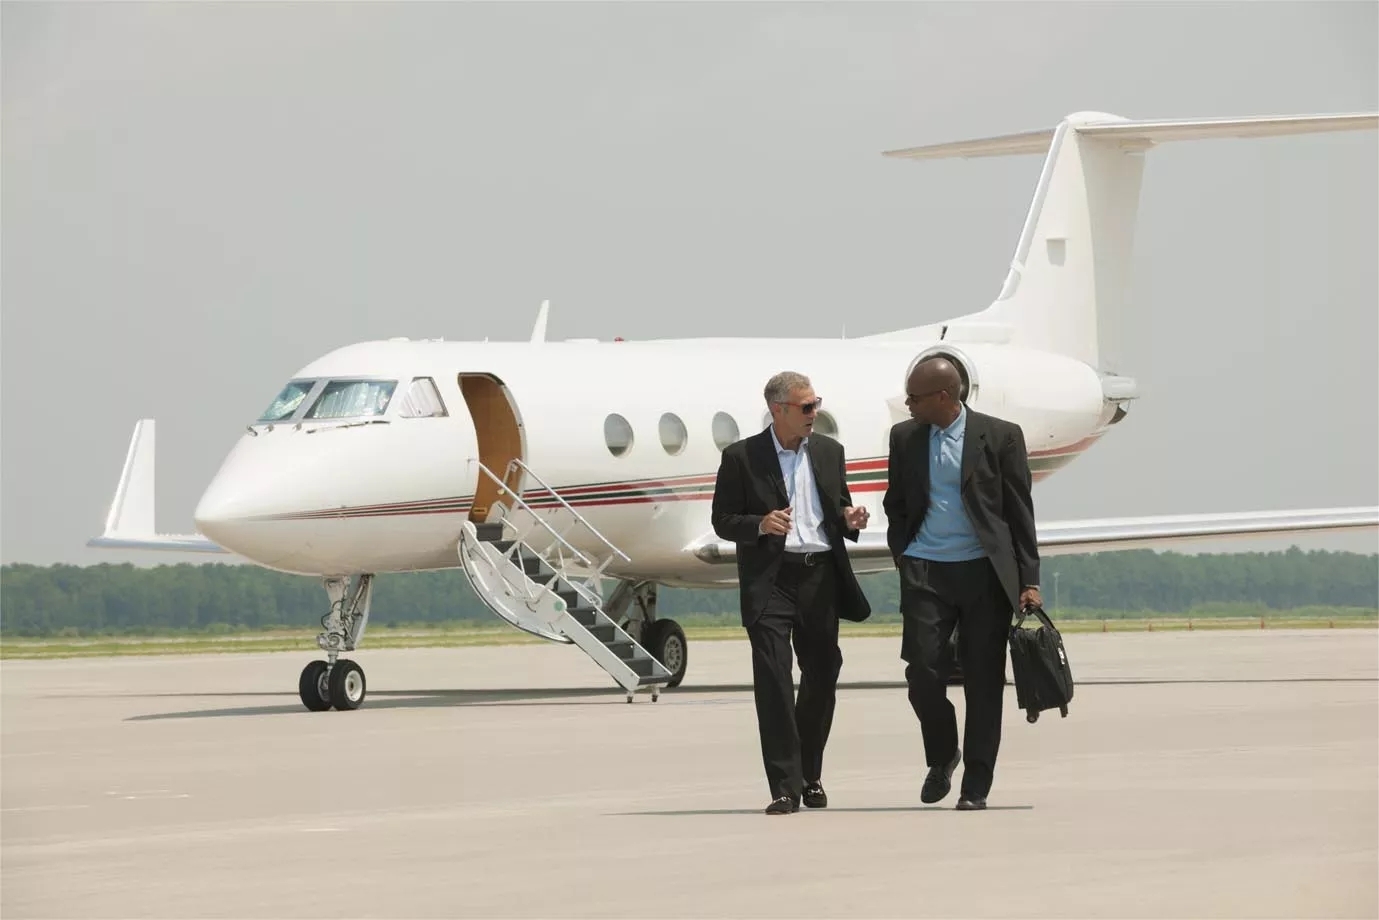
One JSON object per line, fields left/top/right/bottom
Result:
{"left": 882, "top": 408, "right": 1040, "bottom": 613}
{"left": 711, "top": 428, "right": 872, "bottom": 627}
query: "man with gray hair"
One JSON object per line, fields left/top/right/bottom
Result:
{"left": 711, "top": 371, "right": 872, "bottom": 814}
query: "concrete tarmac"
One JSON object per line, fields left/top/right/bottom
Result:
{"left": 3, "top": 630, "right": 1376, "bottom": 918}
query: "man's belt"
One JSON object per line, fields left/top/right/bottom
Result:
{"left": 780, "top": 550, "right": 830, "bottom": 567}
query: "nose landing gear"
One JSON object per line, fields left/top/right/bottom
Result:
{"left": 297, "top": 575, "right": 374, "bottom": 711}
{"left": 297, "top": 658, "right": 367, "bottom": 711}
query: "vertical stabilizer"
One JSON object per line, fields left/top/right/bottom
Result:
{"left": 872, "top": 111, "right": 1378, "bottom": 374}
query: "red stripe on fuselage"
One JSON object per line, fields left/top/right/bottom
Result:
{"left": 271, "top": 438, "right": 1096, "bottom": 520}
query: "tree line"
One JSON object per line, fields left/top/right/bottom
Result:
{"left": 1, "top": 546, "right": 1374, "bottom": 637}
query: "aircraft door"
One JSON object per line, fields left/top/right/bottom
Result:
{"left": 458, "top": 374, "right": 526, "bottom": 523}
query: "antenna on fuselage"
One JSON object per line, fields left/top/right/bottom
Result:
{"left": 530, "top": 299, "right": 550, "bottom": 343}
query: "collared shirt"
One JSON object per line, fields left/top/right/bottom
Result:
{"left": 904, "top": 404, "right": 987, "bottom": 562}
{"left": 768, "top": 426, "right": 830, "bottom": 553}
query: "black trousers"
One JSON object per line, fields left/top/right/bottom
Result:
{"left": 745, "top": 555, "right": 843, "bottom": 801}
{"left": 899, "top": 556, "right": 1010, "bottom": 799}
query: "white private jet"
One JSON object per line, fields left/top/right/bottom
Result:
{"left": 90, "top": 110, "right": 1379, "bottom": 712}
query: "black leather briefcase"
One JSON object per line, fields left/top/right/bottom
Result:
{"left": 1008, "top": 605, "right": 1074, "bottom": 722}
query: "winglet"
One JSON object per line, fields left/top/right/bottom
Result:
{"left": 88, "top": 419, "right": 228, "bottom": 554}
{"left": 106, "top": 418, "right": 157, "bottom": 537}
{"left": 530, "top": 299, "right": 550, "bottom": 343}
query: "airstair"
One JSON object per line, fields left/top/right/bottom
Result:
{"left": 456, "top": 459, "right": 674, "bottom": 701}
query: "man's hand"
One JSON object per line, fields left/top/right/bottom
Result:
{"left": 842, "top": 505, "right": 870, "bottom": 530}
{"left": 1020, "top": 586, "right": 1043, "bottom": 611}
{"left": 760, "top": 508, "right": 793, "bottom": 536}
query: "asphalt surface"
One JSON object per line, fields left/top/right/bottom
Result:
{"left": 3, "top": 629, "right": 1375, "bottom": 918}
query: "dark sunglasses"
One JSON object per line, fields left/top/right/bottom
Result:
{"left": 777, "top": 398, "right": 822, "bottom": 414}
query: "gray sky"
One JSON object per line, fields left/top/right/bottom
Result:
{"left": 4, "top": 1, "right": 1376, "bottom": 567}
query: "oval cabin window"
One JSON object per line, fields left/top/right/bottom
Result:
{"left": 712, "top": 412, "right": 739, "bottom": 451}
{"left": 659, "top": 413, "right": 687, "bottom": 455}
{"left": 813, "top": 411, "right": 839, "bottom": 437}
{"left": 605, "top": 414, "right": 634, "bottom": 457}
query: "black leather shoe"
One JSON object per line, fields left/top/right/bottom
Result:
{"left": 921, "top": 748, "right": 961, "bottom": 804}
{"left": 802, "top": 782, "right": 827, "bottom": 809}
{"left": 955, "top": 796, "right": 987, "bottom": 811}
{"left": 764, "top": 795, "right": 799, "bottom": 815}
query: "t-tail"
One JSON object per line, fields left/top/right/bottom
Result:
{"left": 869, "top": 110, "right": 1377, "bottom": 376}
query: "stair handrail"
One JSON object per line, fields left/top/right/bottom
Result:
{"left": 471, "top": 460, "right": 599, "bottom": 572}
{"left": 503, "top": 458, "right": 632, "bottom": 564}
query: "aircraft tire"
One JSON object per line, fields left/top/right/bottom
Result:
{"left": 299, "top": 660, "right": 332, "bottom": 712}
{"left": 328, "top": 658, "right": 367, "bottom": 711}
{"left": 644, "top": 619, "right": 687, "bottom": 689}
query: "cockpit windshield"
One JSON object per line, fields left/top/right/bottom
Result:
{"left": 305, "top": 379, "right": 397, "bottom": 419}
{"left": 258, "top": 380, "right": 315, "bottom": 422}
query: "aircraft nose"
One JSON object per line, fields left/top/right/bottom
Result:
{"left": 193, "top": 476, "right": 282, "bottom": 562}
{"left": 193, "top": 439, "right": 314, "bottom": 566}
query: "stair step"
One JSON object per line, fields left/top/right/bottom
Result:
{"left": 607, "top": 640, "right": 636, "bottom": 660}
{"left": 569, "top": 607, "right": 599, "bottom": 627}
{"left": 588, "top": 624, "right": 617, "bottom": 642}
{"left": 556, "top": 589, "right": 581, "bottom": 609}
{"left": 474, "top": 523, "right": 505, "bottom": 542}
{"left": 639, "top": 674, "right": 671, "bottom": 686}
{"left": 628, "top": 657, "right": 656, "bottom": 677}
{"left": 519, "top": 555, "right": 549, "bottom": 577}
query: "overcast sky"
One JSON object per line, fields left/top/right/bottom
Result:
{"left": 3, "top": 1, "right": 1376, "bottom": 567}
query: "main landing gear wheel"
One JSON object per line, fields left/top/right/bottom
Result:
{"left": 298, "top": 661, "right": 332, "bottom": 711}
{"left": 643, "top": 619, "right": 687, "bottom": 689}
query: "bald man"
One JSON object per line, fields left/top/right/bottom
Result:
{"left": 882, "top": 355, "right": 1042, "bottom": 810}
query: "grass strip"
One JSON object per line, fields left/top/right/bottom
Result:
{"left": 3, "top": 616, "right": 1374, "bottom": 660}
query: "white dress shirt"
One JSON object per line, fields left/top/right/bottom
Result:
{"left": 765, "top": 427, "right": 831, "bottom": 553}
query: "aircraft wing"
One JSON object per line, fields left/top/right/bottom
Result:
{"left": 690, "top": 506, "right": 1378, "bottom": 564}
{"left": 87, "top": 419, "right": 230, "bottom": 555}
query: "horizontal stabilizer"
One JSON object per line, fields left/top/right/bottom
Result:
{"left": 883, "top": 112, "right": 1378, "bottom": 160}
{"left": 691, "top": 506, "right": 1378, "bottom": 565}
{"left": 87, "top": 419, "right": 229, "bottom": 555}
{"left": 1031, "top": 506, "right": 1378, "bottom": 556}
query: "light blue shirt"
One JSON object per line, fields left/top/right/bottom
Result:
{"left": 904, "top": 405, "right": 987, "bottom": 562}
{"left": 767, "top": 427, "right": 830, "bottom": 553}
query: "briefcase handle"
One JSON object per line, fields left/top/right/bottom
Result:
{"left": 1013, "top": 604, "right": 1057, "bottom": 632}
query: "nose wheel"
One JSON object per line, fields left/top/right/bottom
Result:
{"left": 297, "top": 658, "right": 367, "bottom": 711}
{"left": 297, "top": 574, "right": 375, "bottom": 711}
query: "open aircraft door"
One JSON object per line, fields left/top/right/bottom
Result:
{"left": 458, "top": 373, "right": 527, "bottom": 523}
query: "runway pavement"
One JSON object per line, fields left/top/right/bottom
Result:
{"left": 3, "top": 629, "right": 1376, "bottom": 918}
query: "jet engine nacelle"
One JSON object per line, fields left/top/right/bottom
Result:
{"left": 905, "top": 343, "right": 1108, "bottom": 448}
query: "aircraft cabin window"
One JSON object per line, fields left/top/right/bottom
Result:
{"left": 258, "top": 380, "right": 316, "bottom": 422}
{"left": 306, "top": 379, "right": 397, "bottom": 419}
{"left": 659, "top": 413, "right": 687, "bottom": 456}
{"left": 397, "top": 377, "right": 448, "bottom": 418}
{"left": 605, "top": 414, "right": 634, "bottom": 457}
{"left": 712, "top": 412, "right": 739, "bottom": 451}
